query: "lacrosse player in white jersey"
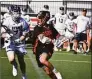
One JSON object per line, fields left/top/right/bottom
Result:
{"left": 54, "top": 7, "right": 68, "bottom": 35}
{"left": 1, "top": 5, "right": 29, "bottom": 79}
{"left": 65, "top": 12, "right": 76, "bottom": 52}
{"left": 49, "top": 6, "right": 68, "bottom": 51}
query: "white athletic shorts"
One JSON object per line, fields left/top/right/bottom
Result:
{"left": 5, "top": 43, "right": 27, "bottom": 55}
{"left": 65, "top": 31, "right": 74, "bottom": 38}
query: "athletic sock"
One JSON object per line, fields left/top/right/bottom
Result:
{"left": 52, "top": 68, "right": 58, "bottom": 73}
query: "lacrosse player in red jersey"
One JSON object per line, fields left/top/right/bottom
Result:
{"left": 32, "top": 11, "right": 62, "bottom": 79}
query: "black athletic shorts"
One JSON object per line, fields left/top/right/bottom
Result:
{"left": 74, "top": 33, "right": 87, "bottom": 42}
{"left": 36, "top": 46, "right": 53, "bottom": 67}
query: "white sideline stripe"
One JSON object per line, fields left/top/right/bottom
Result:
{"left": 27, "top": 52, "right": 44, "bottom": 79}
{"left": 50, "top": 59, "right": 91, "bottom": 64}
{"left": 0, "top": 57, "right": 30, "bottom": 59}
{"left": 1, "top": 57, "right": 7, "bottom": 58}
{"left": 1, "top": 57, "right": 91, "bottom": 64}
{"left": 27, "top": 52, "right": 91, "bottom": 56}
{"left": 54, "top": 52, "right": 91, "bottom": 56}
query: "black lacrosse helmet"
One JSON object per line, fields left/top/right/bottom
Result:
{"left": 59, "top": 7, "right": 64, "bottom": 11}
{"left": 10, "top": 5, "right": 21, "bottom": 13}
{"left": 44, "top": 5, "right": 49, "bottom": 10}
{"left": 37, "top": 11, "right": 50, "bottom": 21}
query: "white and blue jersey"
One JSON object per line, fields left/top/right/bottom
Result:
{"left": 54, "top": 13, "right": 68, "bottom": 35}
{"left": 2, "top": 16, "right": 29, "bottom": 53}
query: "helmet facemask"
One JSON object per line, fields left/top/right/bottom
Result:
{"left": 10, "top": 5, "right": 21, "bottom": 21}
{"left": 60, "top": 10, "right": 64, "bottom": 15}
{"left": 59, "top": 7, "right": 64, "bottom": 15}
{"left": 37, "top": 11, "right": 50, "bottom": 26}
{"left": 11, "top": 11, "right": 21, "bottom": 21}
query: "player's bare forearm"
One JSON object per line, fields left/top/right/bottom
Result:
{"left": 20, "top": 31, "right": 28, "bottom": 41}
{"left": 19, "top": 35, "right": 26, "bottom": 41}
{"left": 1, "top": 32, "right": 11, "bottom": 38}
{"left": 1, "top": 33, "right": 6, "bottom": 38}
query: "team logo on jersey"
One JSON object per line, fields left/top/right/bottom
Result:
{"left": 12, "top": 23, "right": 23, "bottom": 34}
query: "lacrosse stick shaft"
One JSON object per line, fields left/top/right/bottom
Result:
{"left": 1, "top": 25, "right": 13, "bottom": 37}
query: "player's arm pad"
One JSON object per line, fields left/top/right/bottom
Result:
{"left": 38, "top": 34, "right": 52, "bottom": 44}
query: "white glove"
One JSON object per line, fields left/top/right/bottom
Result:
{"left": 38, "top": 34, "right": 52, "bottom": 44}
{"left": 42, "top": 36, "right": 51, "bottom": 44}
{"left": 14, "top": 39, "right": 21, "bottom": 44}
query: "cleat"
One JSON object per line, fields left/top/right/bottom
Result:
{"left": 22, "top": 75, "right": 27, "bottom": 79}
{"left": 12, "top": 65, "right": 17, "bottom": 76}
{"left": 83, "top": 52, "right": 88, "bottom": 55}
{"left": 77, "top": 48, "right": 81, "bottom": 53}
{"left": 54, "top": 46, "right": 59, "bottom": 51}
{"left": 55, "top": 72, "right": 62, "bottom": 79}
{"left": 73, "top": 51, "right": 77, "bottom": 54}
{"left": 59, "top": 49, "right": 62, "bottom": 51}
{"left": 86, "top": 48, "right": 89, "bottom": 53}
{"left": 66, "top": 47, "right": 70, "bottom": 52}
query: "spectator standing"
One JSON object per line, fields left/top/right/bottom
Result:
{"left": 73, "top": 9, "right": 90, "bottom": 54}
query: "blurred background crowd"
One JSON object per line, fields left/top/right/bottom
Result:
{"left": 0, "top": 0, "right": 92, "bottom": 54}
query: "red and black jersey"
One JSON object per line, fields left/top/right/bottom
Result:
{"left": 32, "top": 24, "right": 58, "bottom": 54}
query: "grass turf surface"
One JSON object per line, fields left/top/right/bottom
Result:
{"left": 0, "top": 48, "right": 91, "bottom": 79}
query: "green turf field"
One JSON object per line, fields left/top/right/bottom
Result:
{"left": 0, "top": 48, "right": 91, "bottom": 79}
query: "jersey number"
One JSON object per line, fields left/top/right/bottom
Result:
{"left": 59, "top": 18, "right": 63, "bottom": 23}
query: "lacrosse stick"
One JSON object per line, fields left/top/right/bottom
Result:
{"left": 1, "top": 25, "right": 14, "bottom": 47}
{"left": 1, "top": 25, "right": 14, "bottom": 37}
{"left": 55, "top": 25, "right": 92, "bottom": 48}
{"left": 1, "top": 25, "right": 22, "bottom": 47}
